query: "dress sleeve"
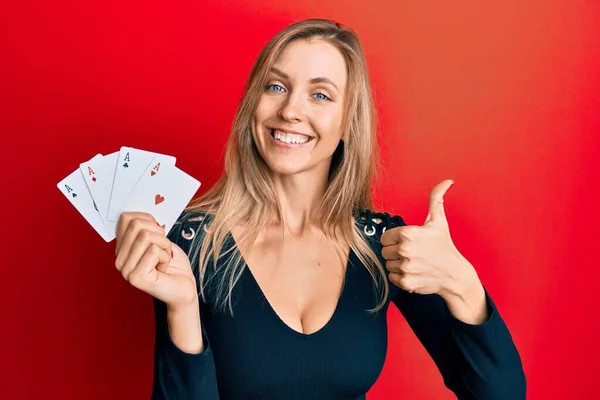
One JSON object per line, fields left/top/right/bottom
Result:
{"left": 362, "top": 210, "right": 527, "bottom": 399}
{"left": 150, "top": 213, "right": 220, "bottom": 400}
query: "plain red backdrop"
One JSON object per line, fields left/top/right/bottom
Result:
{"left": 1, "top": 0, "right": 599, "bottom": 399}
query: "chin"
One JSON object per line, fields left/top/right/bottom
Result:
{"left": 264, "top": 158, "right": 309, "bottom": 176}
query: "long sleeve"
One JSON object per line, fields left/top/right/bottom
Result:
{"left": 376, "top": 210, "right": 527, "bottom": 399}
{"left": 392, "top": 287, "right": 526, "bottom": 399}
{"left": 150, "top": 213, "right": 220, "bottom": 399}
{"left": 151, "top": 298, "right": 219, "bottom": 399}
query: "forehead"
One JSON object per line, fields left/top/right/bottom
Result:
{"left": 272, "top": 39, "right": 347, "bottom": 89}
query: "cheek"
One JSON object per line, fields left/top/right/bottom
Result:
{"left": 252, "top": 98, "right": 271, "bottom": 137}
{"left": 254, "top": 97, "right": 270, "bottom": 122}
{"left": 314, "top": 108, "right": 344, "bottom": 141}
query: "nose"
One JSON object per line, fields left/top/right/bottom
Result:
{"left": 277, "top": 92, "right": 304, "bottom": 123}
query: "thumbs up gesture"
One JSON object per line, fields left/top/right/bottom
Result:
{"left": 381, "top": 179, "right": 480, "bottom": 299}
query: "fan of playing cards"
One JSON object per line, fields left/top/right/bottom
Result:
{"left": 57, "top": 147, "right": 201, "bottom": 242}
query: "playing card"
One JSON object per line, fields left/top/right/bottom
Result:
{"left": 80, "top": 152, "right": 119, "bottom": 237}
{"left": 106, "top": 147, "right": 176, "bottom": 222}
{"left": 120, "top": 162, "right": 201, "bottom": 235}
{"left": 57, "top": 154, "right": 115, "bottom": 242}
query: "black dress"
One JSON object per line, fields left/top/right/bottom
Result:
{"left": 151, "top": 210, "right": 526, "bottom": 399}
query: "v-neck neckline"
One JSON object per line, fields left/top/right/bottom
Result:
{"left": 227, "top": 231, "right": 355, "bottom": 339}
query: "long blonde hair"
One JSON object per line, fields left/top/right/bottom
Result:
{"left": 185, "top": 18, "right": 389, "bottom": 314}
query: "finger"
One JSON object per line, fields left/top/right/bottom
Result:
{"left": 120, "top": 230, "right": 173, "bottom": 278}
{"left": 381, "top": 226, "right": 416, "bottom": 247}
{"left": 381, "top": 244, "right": 402, "bottom": 261}
{"left": 116, "top": 219, "right": 165, "bottom": 270}
{"left": 385, "top": 259, "right": 406, "bottom": 273}
{"left": 385, "top": 258, "right": 414, "bottom": 275}
{"left": 115, "top": 212, "right": 158, "bottom": 255}
{"left": 126, "top": 244, "right": 171, "bottom": 290}
{"left": 380, "top": 228, "right": 399, "bottom": 247}
{"left": 388, "top": 272, "right": 404, "bottom": 288}
{"left": 381, "top": 239, "right": 413, "bottom": 261}
{"left": 389, "top": 272, "right": 418, "bottom": 293}
{"left": 388, "top": 258, "right": 421, "bottom": 275}
{"left": 425, "top": 179, "right": 453, "bottom": 225}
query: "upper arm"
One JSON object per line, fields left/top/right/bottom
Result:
{"left": 357, "top": 209, "right": 469, "bottom": 393}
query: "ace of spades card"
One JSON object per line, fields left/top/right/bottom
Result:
{"left": 57, "top": 154, "right": 115, "bottom": 242}
{"left": 57, "top": 147, "right": 200, "bottom": 242}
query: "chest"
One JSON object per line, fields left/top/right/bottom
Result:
{"left": 200, "top": 253, "right": 391, "bottom": 399}
{"left": 231, "top": 225, "right": 350, "bottom": 336}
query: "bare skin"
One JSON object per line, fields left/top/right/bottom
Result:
{"left": 231, "top": 223, "right": 350, "bottom": 335}
{"left": 114, "top": 38, "right": 351, "bottom": 351}
{"left": 235, "top": 38, "right": 350, "bottom": 335}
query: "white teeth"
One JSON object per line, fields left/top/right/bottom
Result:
{"left": 272, "top": 129, "right": 310, "bottom": 144}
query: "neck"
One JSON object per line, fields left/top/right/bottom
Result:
{"left": 270, "top": 164, "right": 330, "bottom": 236}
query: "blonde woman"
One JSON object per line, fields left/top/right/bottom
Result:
{"left": 114, "top": 19, "right": 526, "bottom": 400}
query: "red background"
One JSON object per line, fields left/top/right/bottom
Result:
{"left": 2, "top": 0, "right": 599, "bottom": 399}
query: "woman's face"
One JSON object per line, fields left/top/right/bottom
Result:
{"left": 252, "top": 39, "right": 348, "bottom": 176}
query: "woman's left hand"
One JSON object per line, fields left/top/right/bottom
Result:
{"left": 381, "top": 179, "right": 480, "bottom": 298}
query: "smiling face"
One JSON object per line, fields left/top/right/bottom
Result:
{"left": 251, "top": 38, "right": 348, "bottom": 176}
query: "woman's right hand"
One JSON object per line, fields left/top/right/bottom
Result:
{"left": 114, "top": 212, "right": 198, "bottom": 310}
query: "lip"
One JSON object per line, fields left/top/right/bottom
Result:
{"left": 269, "top": 127, "right": 314, "bottom": 138}
{"left": 267, "top": 128, "right": 315, "bottom": 148}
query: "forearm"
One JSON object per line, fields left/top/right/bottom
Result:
{"left": 153, "top": 297, "right": 219, "bottom": 399}
{"left": 166, "top": 300, "right": 205, "bottom": 354}
{"left": 441, "top": 263, "right": 489, "bottom": 325}
{"left": 440, "top": 274, "right": 526, "bottom": 398}
{"left": 443, "top": 281, "right": 488, "bottom": 325}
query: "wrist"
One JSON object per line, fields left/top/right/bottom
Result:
{"left": 167, "top": 297, "right": 200, "bottom": 316}
{"left": 440, "top": 265, "right": 489, "bottom": 325}
{"left": 440, "top": 259, "right": 480, "bottom": 300}
{"left": 166, "top": 298, "right": 204, "bottom": 354}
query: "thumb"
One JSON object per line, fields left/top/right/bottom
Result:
{"left": 155, "top": 247, "right": 172, "bottom": 274}
{"left": 424, "top": 179, "right": 453, "bottom": 225}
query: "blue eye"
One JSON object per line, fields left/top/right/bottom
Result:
{"left": 314, "top": 92, "right": 331, "bottom": 101}
{"left": 267, "top": 84, "right": 285, "bottom": 92}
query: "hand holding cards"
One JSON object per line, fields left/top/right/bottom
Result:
{"left": 57, "top": 147, "right": 201, "bottom": 242}
{"left": 114, "top": 212, "right": 200, "bottom": 311}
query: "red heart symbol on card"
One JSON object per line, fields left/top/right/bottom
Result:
{"left": 155, "top": 194, "right": 165, "bottom": 205}
{"left": 151, "top": 171, "right": 156, "bottom": 176}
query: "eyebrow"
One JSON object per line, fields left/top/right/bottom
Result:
{"left": 270, "top": 67, "right": 339, "bottom": 91}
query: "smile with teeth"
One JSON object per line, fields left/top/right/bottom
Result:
{"left": 270, "top": 129, "right": 313, "bottom": 144}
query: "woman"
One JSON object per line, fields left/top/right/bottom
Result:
{"left": 114, "top": 19, "right": 526, "bottom": 399}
